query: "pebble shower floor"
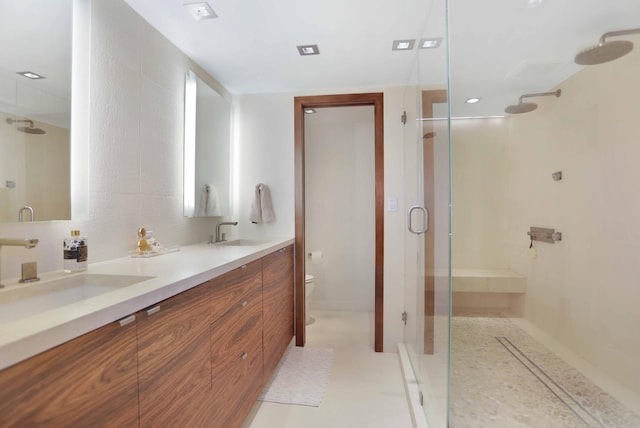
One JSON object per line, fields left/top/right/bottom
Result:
{"left": 449, "top": 317, "right": 640, "bottom": 428}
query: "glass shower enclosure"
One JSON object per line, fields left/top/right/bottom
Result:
{"left": 403, "top": 0, "right": 640, "bottom": 426}
{"left": 402, "top": 0, "right": 451, "bottom": 426}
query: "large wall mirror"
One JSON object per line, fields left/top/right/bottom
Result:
{"left": 0, "top": 0, "right": 74, "bottom": 222}
{"left": 183, "top": 70, "right": 232, "bottom": 218}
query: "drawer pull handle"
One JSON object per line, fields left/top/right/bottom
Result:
{"left": 146, "top": 306, "right": 161, "bottom": 316}
{"left": 241, "top": 352, "right": 248, "bottom": 360}
{"left": 278, "top": 248, "right": 285, "bottom": 253}
{"left": 118, "top": 315, "right": 136, "bottom": 327}
{"left": 241, "top": 300, "right": 248, "bottom": 308}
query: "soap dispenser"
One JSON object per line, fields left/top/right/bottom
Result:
{"left": 64, "top": 230, "right": 88, "bottom": 272}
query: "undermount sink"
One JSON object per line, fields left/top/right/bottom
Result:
{"left": 0, "top": 274, "right": 154, "bottom": 324}
{"left": 214, "top": 239, "right": 270, "bottom": 247}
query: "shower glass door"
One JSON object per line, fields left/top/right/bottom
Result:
{"left": 403, "top": 0, "right": 451, "bottom": 425}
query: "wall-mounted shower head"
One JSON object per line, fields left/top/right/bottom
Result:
{"left": 5, "top": 118, "right": 46, "bottom": 135}
{"left": 505, "top": 102, "right": 538, "bottom": 114}
{"left": 575, "top": 28, "right": 640, "bottom": 65}
{"left": 504, "top": 89, "right": 562, "bottom": 115}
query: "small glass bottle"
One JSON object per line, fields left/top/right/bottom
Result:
{"left": 64, "top": 230, "right": 88, "bottom": 272}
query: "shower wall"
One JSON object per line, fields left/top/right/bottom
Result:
{"left": 304, "top": 106, "right": 375, "bottom": 312}
{"left": 504, "top": 50, "right": 640, "bottom": 394}
{"left": 0, "top": 115, "right": 70, "bottom": 222}
{"left": 450, "top": 49, "right": 640, "bottom": 396}
{"left": 451, "top": 118, "right": 508, "bottom": 269}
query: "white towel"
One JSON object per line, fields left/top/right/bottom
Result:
{"left": 197, "top": 184, "right": 222, "bottom": 217}
{"left": 249, "top": 183, "right": 276, "bottom": 224}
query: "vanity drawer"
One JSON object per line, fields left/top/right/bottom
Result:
{"left": 210, "top": 325, "right": 263, "bottom": 427}
{"left": 208, "top": 259, "right": 262, "bottom": 322}
{"left": 210, "top": 291, "right": 263, "bottom": 427}
{"left": 211, "top": 312, "right": 263, "bottom": 391}
{"left": 210, "top": 287, "right": 262, "bottom": 371}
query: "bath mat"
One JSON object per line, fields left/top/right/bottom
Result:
{"left": 258, "top": 346, "right": 335, "bottom": 407}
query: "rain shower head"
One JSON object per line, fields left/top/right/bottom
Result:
{"left": 504, "top": 89, "right": 561, "bottom": 115}
{"left": 504, "top": 102, "right": 538, "bottom": 114}
{"left": 18, "top": 126, "right": 46, "bottom": 135}
{"left": 5, "top": 118, "right": 46, "bottom": 135}
{"left": 575, "top": 28, "right": 640, "bottom": 65}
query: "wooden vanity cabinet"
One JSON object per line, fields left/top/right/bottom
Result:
{"left": 0, "top": 244, "right": 296, "bottom": 428}
{"left": 136, "top": 283, "right": 212, "bottom": 427}
{"left": 0, "top": 316, "right": 139, "bottom": 428}
{"left": 209, "top": 259, "right": 264, "bottom": 427}
{"left": 262, "top": 244, "right": 294, "bottom": 383}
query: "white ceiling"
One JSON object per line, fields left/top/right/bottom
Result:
{"left": 123, "top": 0, "right": 640, "bottom": 116}
{"left": 4, "top": 0, "right": 640, "bottom": 121}
{"left": 447, "top": 0, "right": 640, "bottom": 116}
{"left": 123, "top": 0, "right": 435, "bottom": 94}
{"left": 0, "top": 0, "right": 72, "bottom": 127}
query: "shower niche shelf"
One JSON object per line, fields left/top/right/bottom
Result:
{"left": 528, "top": 227, "right": 562, "bottom": 244}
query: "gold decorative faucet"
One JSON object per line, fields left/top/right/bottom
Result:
{"left": 0, "top": 238, "right": 39, "bottom": 288}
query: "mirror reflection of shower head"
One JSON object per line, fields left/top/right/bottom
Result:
{"left": 5, "top": 118, "right": 46, "bottom": 135}
{"left": 575, "top": 28, "right": 640, "bottom": 65}
{"left": 504, "top": 89, "right": 562, "bottom": 115}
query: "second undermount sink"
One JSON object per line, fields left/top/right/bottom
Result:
{"left": 214, "top": 239, "right": 270, "bottom": 247}
{"left": 0, "top": 273, "right": 154, "bottom": 324}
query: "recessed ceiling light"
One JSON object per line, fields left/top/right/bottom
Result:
{"left": 392, "top": 39, "right": 415, "bottom": 51}
{"left": 17, "top": 71, "right": 45, "bottom": 80}
{"left": 184, "top": 2, "right": 218, "bottom": 21}
{"left": 465, "top": 97, "right": 481, "bottom": 104}
{"left": 419, "top": 38, "right": 442, "bottom": 49}
{"left": 304, "top": 108, "right": 316, "bottom": 114}
{"left": 297, "top": 45, "right": 320, "bottom": 56}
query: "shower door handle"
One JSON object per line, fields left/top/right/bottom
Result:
{"left": 408, "top": 205, "right": 429, "bottom": 235}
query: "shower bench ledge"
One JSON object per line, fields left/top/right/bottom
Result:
{"left": 451, "top": 268, "right": 526, "bottom": 293}
{"left": 450, "top": 269, "right": 526, "bottom": 316}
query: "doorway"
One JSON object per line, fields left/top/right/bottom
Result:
{"left": 294, "top": 93, "right": 384, "bottom": 351}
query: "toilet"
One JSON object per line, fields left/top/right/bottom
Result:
{"left": 305, "top": 274, "right": 315, "bottom": 325}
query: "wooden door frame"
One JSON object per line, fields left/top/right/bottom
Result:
{"left": 294, "top": 93, "right": 384, "bottom": 352}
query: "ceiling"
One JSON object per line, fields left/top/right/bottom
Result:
{"left": 123, "top": 0, "right": 435, "bottom": 94}
{"left": 4, "top": 0, "right": 640, "bottom": 121}
{"left": 123, "top": 0, "right": 640, "bottom": 117}
{"left": 0, "top": 0, "right": 72, "bottom": 127}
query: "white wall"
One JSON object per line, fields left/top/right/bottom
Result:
{"left": 304, "top": 106, "right": 375, "bottom": 312}
{"left": 0, "top": 0, "right": 226, "bottom": 279}
{"left": 24, "top": 120, "right": 71, "bottom": 221}
{"left": 504, "top": 51, "right": 640, "bottom": 394}
{"left": 233, "top": 93, "right": 295, "bottom": 239}
{"left": 0, "top": 117, "right": 70, "bottom": 222}
{"left": 451, "top": 118, "right": 509, "bottom": 269}
{"left": 449, "top": 55, "right": 640, "bottom": 393}
{"left": 235, "top": 88, "right": 409, "bottom": 352}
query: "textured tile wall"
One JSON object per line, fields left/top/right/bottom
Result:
{"left": 0, "top": 0, "right": 226, "bottom": 278}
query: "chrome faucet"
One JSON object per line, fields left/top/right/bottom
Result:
{"left": 0, "top": 238, "right": 39, "bottom": 288}
{"left": 18, "top": 206, "right": 34, "bottom": 222}
{"left": 215, "top": 222, "right": 238, "bottom": 242}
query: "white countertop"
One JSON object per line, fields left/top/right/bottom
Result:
{"left": 0, "top": 237, "right": 294, "bottom": 371}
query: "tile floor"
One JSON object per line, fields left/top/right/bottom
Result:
{"left": 245, "top": 312, "right": 640, "bottom": 428}
{"left": 449, "top": 317, "right": 640, "bottom": 428}
{"left": 244, "top": 310, "right": 413, "bottom": 428}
